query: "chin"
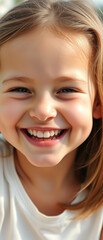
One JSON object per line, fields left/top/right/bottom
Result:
{"left": 26, "top": 154, "right": 62, "bottom": 168}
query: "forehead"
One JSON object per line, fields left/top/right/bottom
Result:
{"left": 0, "top": 28, "right": 92, "bottom": 81}
{"left": 0, "top": 27, "right": 91, "bottom": 57}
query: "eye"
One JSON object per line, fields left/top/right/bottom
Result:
{"left": 55, "top": 87, "right": 79, "bottom": 100}
{"left": 9, "top": 87, "right": 31, "bottom": 93}
{"left": 56, "top": 87, "right": 77, "bottom": 94}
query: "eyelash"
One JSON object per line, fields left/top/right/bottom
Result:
{"left": 9, "top": 87, "right": 31, "bottom": 93}
{"left": 56, "top": 87, "right": 77, "bottom": 94}
{"left": 8, "top": 86, "right": 79, "bottom": 102}
{"left": 9, "top": 87, "right": 77, "bottom": 93}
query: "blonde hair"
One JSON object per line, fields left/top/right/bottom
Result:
{"left": 0, "top": 0, "right": 103, "bottom": 218}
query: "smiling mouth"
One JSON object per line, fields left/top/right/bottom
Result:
{"left": 22, "top": 128, "right": 66, "bottom": 141}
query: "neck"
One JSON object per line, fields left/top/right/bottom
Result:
{"left": 14, "top": 149, "right": 78, "bottom": 191}
{"left": 14, "top": 149, "right": 80, "bottom": 215}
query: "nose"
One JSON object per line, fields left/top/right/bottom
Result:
{"left": 29, "top": 94, "right": 57, "bottom": 122}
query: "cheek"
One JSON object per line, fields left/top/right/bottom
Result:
{"left": 61, "top": 99, "right": 94, "bottom": 148}
{"left": 0, "top": 98, "right": 26, "bottom": 127}
{"left": 62, "top": 99, "right": 93, "bottom": 129}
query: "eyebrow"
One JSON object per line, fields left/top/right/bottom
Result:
{"left": 2, "top": 75, "right": 87, "bottom": 85}
{"left": 54, "top": 76, "right": 87, "bottom": 85}
{"left": 2, "top": 76, "right": 30, "bottom": 84}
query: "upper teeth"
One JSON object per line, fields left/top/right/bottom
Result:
{"left": 27, "top": 129, "right": 61, "bottom": 138}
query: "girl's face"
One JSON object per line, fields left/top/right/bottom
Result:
{"left": 0, "top": 28, "right": 100, "bottom": 167}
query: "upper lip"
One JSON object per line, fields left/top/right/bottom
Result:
{"left": 21, "top": 127, "right": 67, "bottom": 131}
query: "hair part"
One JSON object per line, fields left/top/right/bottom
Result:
{"left": 0, "top": 0, "right": 103, "bottom": 218}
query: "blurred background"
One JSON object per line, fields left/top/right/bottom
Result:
{"left": 0, "top": 0, "right": 103, "bottom": 20}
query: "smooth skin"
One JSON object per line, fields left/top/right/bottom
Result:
{"left": 0, "top": 28, "right": 101, "bottom": 217}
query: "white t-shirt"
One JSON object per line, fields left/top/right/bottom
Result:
{"left": 0, "top": 136, "right": 102, "bottom": 240}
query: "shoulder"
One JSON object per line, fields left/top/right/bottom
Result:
{"left": 74, "top": 191, "right": 103, "bottom": 239}
{"left": 90, "top": 207, "right": 103, "bottom": 240}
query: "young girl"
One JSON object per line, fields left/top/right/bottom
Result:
{"left": 0, "top": 0, "right": 103, "bottom": 239}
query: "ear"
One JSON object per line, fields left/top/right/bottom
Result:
{"left": 93, "top": 95, "right": 102, "bottom": 119}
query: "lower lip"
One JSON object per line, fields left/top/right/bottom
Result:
{"left": 21, "top": 129, "right": 67, "bottom": 148}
